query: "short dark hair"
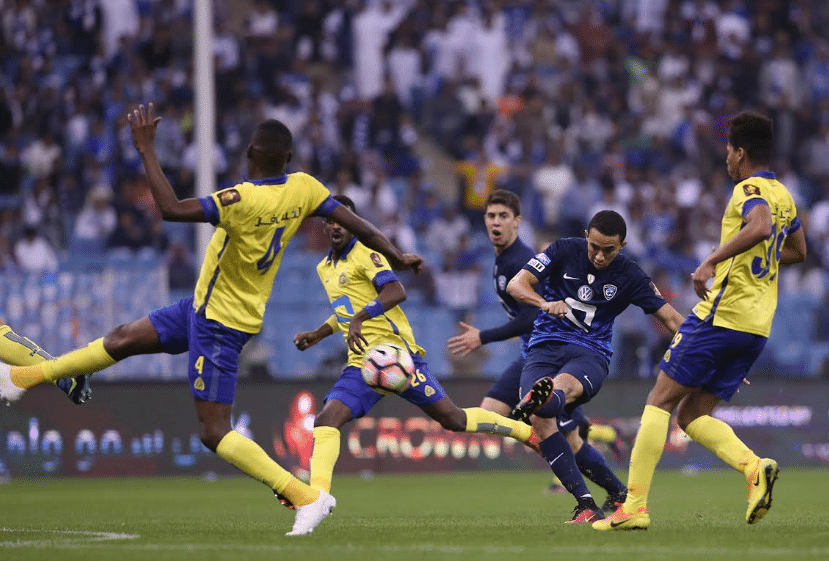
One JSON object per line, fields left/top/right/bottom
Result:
{"left": 250, "top": 119, "right": 293, "bottom": 171}
{"left": 333, "top": 194, "right": 357, "bottom": 214}
{"left": 587, "top": 210, "right": 627, "bottom": 242}
{"left": 728, "top": 111, "right": 773, "bottom": 165}
{"left": 485, "top": 189, "right": 521, "bottom": 217}
{"left": 257, "top": 119, "right": 293, "bottom": 152}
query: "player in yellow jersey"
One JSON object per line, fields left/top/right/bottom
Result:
{"left": 0, "top": 103, "right": 422, "bottom": 537}
{"left": 292, "top": 195, "right": 541, "bottom": 507}
{"left": 595, "top": 111, "right": 807, "bottom": 531}
{"left": 0, "top": 322, "right": 91, "bottom": 404}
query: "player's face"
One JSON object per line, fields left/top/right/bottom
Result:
{"left": 585, "top": 228, "right": 625, "bottom": 270}
{"left": 484, "top": 204, "right": 520, "bottom": 252}
{"left": 324, "top": 217, "right": 353, "bottom": 252}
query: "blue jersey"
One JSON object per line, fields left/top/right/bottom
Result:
{"left": 492, "top": 237, "right": 536, "bottom": 350}
{"left": 523, "top": 238, "right": 666, "bottom": 360}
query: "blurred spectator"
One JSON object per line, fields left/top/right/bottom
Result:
{"left": 14, "top": 225, "right": 58, "bottom": 274}
{"left": 352, "top": 0, "right": 409, "bottom": 101}
{"left": 455, "top": 144, "right": 507, "bottom": 224}
{"left": 166, "top": 239, "right": 196, "bottom": 291}
{"left": 20, "top": 131, "right": 62, "bottom": 180}
{"left": 425, "top": 205, "right": 470, "bottom": 257}
{"left": 74, "top": 184, "right": 117, "bottom": 242}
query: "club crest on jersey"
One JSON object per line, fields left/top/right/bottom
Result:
{"left": 603, "top": 284, "right": 618, "bottom": 300}
{"left": 743, "top": 184, "right": 761, "bottom": 196}
{"left": 339, "top": 273, "right": 348, "bottom": 286}
{"left": 370, "top": 252, "right": 383, "bottom": 268}
{"left": 218, "top": 188, "right": 241, "bottom": 206}
{"left": 578, "top": 285, "right": 593, "bottom": 301}
{"left": 587, "top": 274, "right": 595, "bottom": 284}
{"left": 498, "top": 275, "right": 507, "bottom": 291}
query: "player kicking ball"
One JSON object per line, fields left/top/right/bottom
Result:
{"left": 292, "top": 195, "right": 541, "bottom": 504}
{"left": 594, "top": 111, "right": 806, "bottom": 531}
{"left": 0, "top": 104, "right": 422, "bottom": 537}
{"left": 505, "top": 210, "right": 685, "bottom": 523}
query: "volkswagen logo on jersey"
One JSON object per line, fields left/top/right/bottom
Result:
{"left": 578, "top": 285, "right": 593, "bottom": 301}
{"left": 603, "top": 284, "right": 618, "bottom": 300}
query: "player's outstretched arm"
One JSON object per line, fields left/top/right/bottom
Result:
{"left": 652, "top": 303, "right": 685, "bottom": 335}
{"left": 328, "top": 205, "right": 423, "bottom": 273}
{"left": 692, "top": 203, "right": 772, "bottom": 299}
{"left": 346, "top": 280, "right": 406, "bottom": 355}
{"left": 447, "top": 322, "right": 482, "bottom": 357}
{"left": 779, "top": 226, "right": 807, "bottom": 265}
{"left": 128, "top": 103, "right": 206, "bottom": 223}
{"left": 294, "top": 323, "right": 335, "bottom": 351}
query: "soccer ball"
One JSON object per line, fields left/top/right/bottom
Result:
{"left": 360, "top": 343, "right": 414, "bottom": 395}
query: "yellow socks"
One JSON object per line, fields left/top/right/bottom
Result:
{"left": 216, "top": 430, "right": 319, "bottom": 507}
{"left": 0, "top": 325, "right": 53, "bottom": 365}
{"left": 463, "top": 407, "right": 532, "bottom": 443}
{"left": 587, "top": 423, "right": 617, "bottom": 444}
{"left": 10, "top": 338, "right": 115, "bottom": 389}
{"left": 684, "top": 415, "right": 759, "bottom": 475}
{"left": 625, "top": 405, "right": 671, "bottom": 511}
{"left": 309, "top": 426, "right": 341, "bottom": 493}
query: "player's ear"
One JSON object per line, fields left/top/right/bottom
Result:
{"left": 246, "top": 145, "right": 253, "bottom": 160}
{"left": 285, "top": 150, "right": 292, "bottom": 165}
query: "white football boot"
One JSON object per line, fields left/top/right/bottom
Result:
{"left": 285, "top": 490, "right": 336, "bottom": 536}
{"left": 0, "top": 362, "right": 25, "bottom": 405}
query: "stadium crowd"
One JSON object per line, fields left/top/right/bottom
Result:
{"left": 1, "top": 0, "right": 828, "bottom": 377}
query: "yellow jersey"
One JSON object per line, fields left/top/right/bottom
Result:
{"left": 316, "top": 238, "right": 424, "bottom": 368}
{"left": 193, "top": 172, "right": 338, "bottom": 333}
{"left": 693, "top": 171, "right": 801, "bottom": 337}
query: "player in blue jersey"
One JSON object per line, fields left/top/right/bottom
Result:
{"left": 293, "top": 195, "right": 541, "bottom": 503}
{"left": 446, "top": 190, "right": 628, "bottom": 510}
{"left": 0, "top": 103, "right": 422, "bottom": 536}
{"left": 0, "top": 321, "right": 91, "bottom": 404}
{"left": 595, "top": 111, "right": 807, "bottom": 531}
{"left": 507, "top": 210, "right": 685, "bottom": 523}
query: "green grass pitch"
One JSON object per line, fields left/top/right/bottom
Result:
{"left": 0, "top": 469, "right": 826, "bottom": 561}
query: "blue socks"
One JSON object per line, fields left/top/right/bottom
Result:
{"left": 576, "top": 442, "right": 626, "bottom": 495}
{"left": 537, "top": 389, "right": 566, "bottom": 418}
{"left": 539, "top": 432, "right": 593, "bottom": 501}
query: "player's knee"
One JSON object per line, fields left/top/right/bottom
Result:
{"left": 104, "top": 324, "right": 133, "bottom": 354}
{"left": 676, "top": 405, "right": 699, "bottom": 430}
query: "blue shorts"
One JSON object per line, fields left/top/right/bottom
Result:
{"left": 485, "top": 356, "right": 524, "bottom": 408}
{"left": 659, "top": 314, "right": 767, "bottom": 401}
{"left": 148, "top": 297, "right": 252, "bottom": 404}
{"left": 521, "top": 342, "right": 609, "bottom": 413}
{"left": 326, "top": 352, "right": 447, "bottom": 419}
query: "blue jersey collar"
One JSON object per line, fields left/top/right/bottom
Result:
{"left": 246, "top": 174, "right": 288, "bottom": 185}
{"left": 742, "top": 170, "right": 775, "bottom": 181}
{"left": 327, "top": 236, "right": 358, "bottom": 264}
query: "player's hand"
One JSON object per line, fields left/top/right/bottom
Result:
{"left": 540, "top": 300, "right": 568, "bottom": 318}
{"left": 293, "top": 331, "right": 320, "bottom": 351}
{"left": 447, "top": 322, "right": 482, "bottom": 357}
{"left": 691, "top": 259, "right": 716, "bottom": 299}
{"left": 347, "top": 318, "right": 369, "bottom": 355}
{"left": 398, "top": 253, "right": 424, "bottom": 274}
{"left": 127, "top": 103, "right": 161, "bottom": 154}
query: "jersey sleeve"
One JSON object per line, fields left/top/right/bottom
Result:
{"left": 358, "top": 246, "right": 398, "bottom": 290}
{"left": 203, "top": 184, "right": 251, "bottom": 230}
{"left": 628, "top": 265, "right": 668, "bottom": 314}
{"left": 734, "top": 182, "right": 769, "bottom": 219}
{"left": 297, "top": 173, "right": 338, "bottom": 218}
{"left": 522, "top": 240, "right": 559, "bottom": 281}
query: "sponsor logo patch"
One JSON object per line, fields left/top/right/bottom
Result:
{"left": 743, "top": 184, "right": 761, "bottom": 197}
{"left": 578, "top": 285, "right": 593, "bottom": 301}
{"left": 218, "top": 188, "right": 241, "bottom": 206}
{"left": 498, "top": 275, "right": 507, "bottom": 291}
{"left": 528, "top": 258, "right": 545, "bottom": 272}
{"left": 535, "top": 252, "right": 551, "bottom": 265}
{"left": 370, "top": 252, "right": 383, "bottom": 268}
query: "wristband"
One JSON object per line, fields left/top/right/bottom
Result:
{"left": 362, "top": 299, "right": 384, "bottom": 319}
